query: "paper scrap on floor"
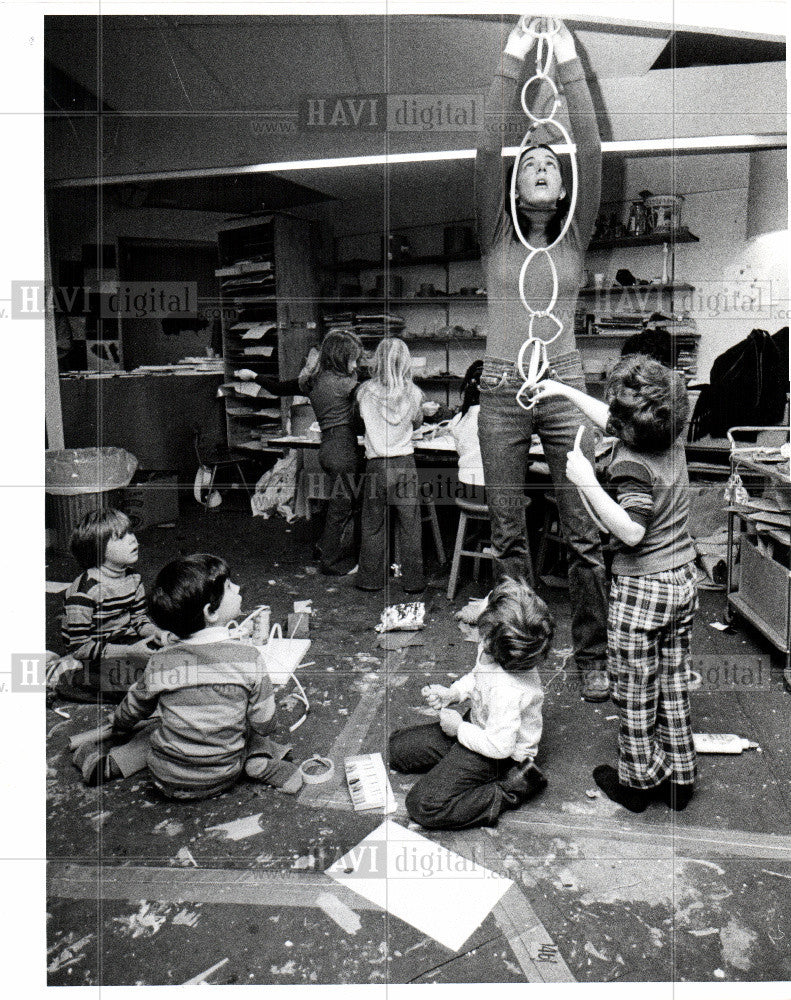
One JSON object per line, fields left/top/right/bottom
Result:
{"left": 206, "top": 813, "right": 263, "bottom": 841}
{"left": 326, "top": 819, "right": 513, "bottom": 951}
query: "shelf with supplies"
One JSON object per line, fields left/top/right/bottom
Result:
{"left": 218, "top": 215, "right": 321, "bottom": 453}
{"left": 333, "top": 249, "right": 482, "bottom": 272}
{"left": 588, "top": 228, "right": 699, "bottom": 252}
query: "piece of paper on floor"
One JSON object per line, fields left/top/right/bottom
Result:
{"left": 315, "top": 892, "right": 361, "bottom": 935}
{"left": 709, "top": 621, "right": 731, "bottom": 631}
{"left": 326, "top": 819, "right": 513, "bottom": 951}
{"left": 46, "top": 581, "right": 71, "bottom": 594}
{"left": 206, "top": 814, "right": 263, "bottom": 841}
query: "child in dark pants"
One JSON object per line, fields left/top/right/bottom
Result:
{"left": 356, "top": 337, "right": 427, "bottom": 593}
{"left": 533, "top": 354, "right": 698, "bottom": 811}
{"left": 389, "top": 577, "right": 552, "bottom": 830}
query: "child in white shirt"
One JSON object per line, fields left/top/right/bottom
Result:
{"left": 356, "top": 337, "right": 427, "bottom": 593}
{"left": 389, "top": 576, "right": 552, "bottom": 829}
{"left": 448, "top": 359, "right": 485, "bottom": 502}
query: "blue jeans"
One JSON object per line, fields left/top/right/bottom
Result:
{"left": 318, "top": 425, "right": 362, "bottom": 575}
{"left": 389, "top": 721, "right": 520, "bottom": 829}
{"left": 356, "top": 455, "right": 425, "bottom": 593}
{"left": 477, "top": 350, "right": 607, "bottom": 671}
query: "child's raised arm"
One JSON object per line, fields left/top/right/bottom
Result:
{"left": 531, "top": 378, "right": 610, "bottom": 431}
{"left": 565, "top": 433, "right": 648, "bottom": 547}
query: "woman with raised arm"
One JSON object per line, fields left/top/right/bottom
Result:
{"left": 474, "top": 17, "right": 609, "bottom": 702}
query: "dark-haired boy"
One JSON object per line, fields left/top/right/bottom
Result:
{"left": 106, "top": 554, "right": 302, "bottom": 798}
{"left": 533, "top": 355, "right": 698, "bottom": 812}
{"left": 56, "top": 508, "right": 162, "bottom": 701}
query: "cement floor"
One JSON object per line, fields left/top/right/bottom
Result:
{"left": 45, "top": 502, "right": 791, "bottom": 986}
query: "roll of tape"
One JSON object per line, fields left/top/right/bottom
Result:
{"left": 299, "top": 755, "right": 335, "bottom": 785}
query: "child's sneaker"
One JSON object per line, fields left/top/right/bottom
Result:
{"left": 73, "top": 744, "right": 123, "bottom": 786}
{"left": 501, "top": 761, "right": 548, "bottom": 803}
{"left": 245, "top": 755, "right": 303, "bottom": 795}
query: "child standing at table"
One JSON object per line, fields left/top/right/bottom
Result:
{"left": 356, "top": 337, "right": 426, "bottom": 594}
{"left": 239, "top": 330, "right": 364, "bottom": 575}
{"left": 448, "top": 359, "right": 485, "bottom": 502}
{"left": 533, "top": 355, "right": 698, "bottom": 811}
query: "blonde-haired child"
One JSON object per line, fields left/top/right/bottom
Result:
{"left": 356, "top": 337, "right": 426, "bottom": 593}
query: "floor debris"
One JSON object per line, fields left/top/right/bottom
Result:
{"left": 112, "top": 901, "right": 170, "bottom": 938}
{"left": 183, "top": 957, "right": 228, "bottom": 985}
{"left": 315, "top": 891, "right": 361, "bottom": 935}
{"left": 327, "top": 819, "right": 513, "bottom": 951}
{"left": 153, "top": 819, "right": 184, "bottom": 838}
{"left": 206, "top": 814, "right": 264, "bottom": 841}
{"left": 47, "top": 933, "right": 94, "bottom": 974}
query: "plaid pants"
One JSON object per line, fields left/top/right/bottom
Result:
{"left": 607, "top": 562, "right": 698, "bottom": 788}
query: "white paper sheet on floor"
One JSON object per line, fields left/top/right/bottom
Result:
{"left": 326, "top": 819, "right": 513, "bottom": 951}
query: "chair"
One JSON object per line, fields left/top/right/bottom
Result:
{"left": 447, "top": 496, "right": 533, "bottom": 600}
{"left": 193, "top": 426, "right": 251, "bottom": 507}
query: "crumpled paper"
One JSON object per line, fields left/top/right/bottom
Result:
{"left": 375, "top": 602, "right": 425, "bottom": 633}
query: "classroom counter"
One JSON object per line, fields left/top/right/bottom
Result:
{"left": 59, "top": 371, "right": 226, "bottom": 485}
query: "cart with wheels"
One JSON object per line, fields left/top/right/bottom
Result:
{"left": 724, "top": 426, "right": 791, "bottom": 686}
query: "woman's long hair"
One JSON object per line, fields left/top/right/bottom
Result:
{"left": 508, "top": 144, "right": 572, "bottom": 246}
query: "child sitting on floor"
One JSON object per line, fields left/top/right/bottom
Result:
{"left": 99, "top": 554, "right": 302, "bottom": 797}
{"left": 55, "top": 508, "right": 164, "bottom": 701}
{"left": 389, "top": 576, "right": 551, "bottom": 830}
{"left": 533, "top": 354, "right": 698, "bottom": 811}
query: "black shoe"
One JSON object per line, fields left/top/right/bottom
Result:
{"left": 658, "top": 781, "right": 695, "bottom": 811}
{"left": 592, "top": 764, "right": 667, "bottom": 813}
{"left": 501, "top": 761, "right": 548, "bottom": 802}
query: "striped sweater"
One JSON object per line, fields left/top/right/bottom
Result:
{"left": 62, "top": 565, "right": 156, "bottom": 660}
{"left": 113, "top": 627, "right": 276, "bottom": 792}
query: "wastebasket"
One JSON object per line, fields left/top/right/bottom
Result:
{"left": 45, "top": 447, "right": 138, "bottom": 550}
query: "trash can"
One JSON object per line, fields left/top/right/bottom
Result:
{"left": 45, "top": 447, "right": 138, "bottom": 550}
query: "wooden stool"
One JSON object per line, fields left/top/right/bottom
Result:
{"left": 534, "top": 491, "right": 568, "bottom": 586}
{"left": 393, "top": 494, "right": 445, "bottom": 566}
{"left": 447, "top": 497, "right": 533, "bottom": 600}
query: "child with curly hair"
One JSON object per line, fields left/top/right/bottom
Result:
{"left": 389, "top": 576, "right": 551, "bottom": 829}
{"left": 533, "top": 354, "right": 698, "bottom": 811}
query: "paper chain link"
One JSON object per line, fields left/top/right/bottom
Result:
{"left": 509, "top": 16, "right": 579, "bottom": 411}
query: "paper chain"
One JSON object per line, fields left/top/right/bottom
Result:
{"left": 510, "top": 16, "right": 579, "bottom": 410}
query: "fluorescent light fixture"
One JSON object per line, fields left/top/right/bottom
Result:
{"left": 53, "top": 135, "right": 786, "bottom": 187}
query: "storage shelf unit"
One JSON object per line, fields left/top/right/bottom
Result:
{"left": 725, "top": 429, "right": 791, "bottom": 671}
{"left": 330, "top": 221, "right": 702, "bottom": 395}
{"left": 588, "top": 228, "right": 699, "bottom": 251}
{"left": 218, "top": 215, "right": 320, "bottom": 452}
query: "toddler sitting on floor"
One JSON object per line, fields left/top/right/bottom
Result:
{"left": 389, "top": 576, "right": 552, "bottom": 830}
{"left": 54, "top": 508, "right": 164, "bottom": 702}
{"left": 82, "top": 554, "right": 302, "bottom": 797}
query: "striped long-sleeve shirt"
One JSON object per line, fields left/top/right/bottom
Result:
{"left": 61, "top": 565, "right": 156, "bottom": 660}
{"left": 112, "top": 627, "right": 276, "bottom": 792}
